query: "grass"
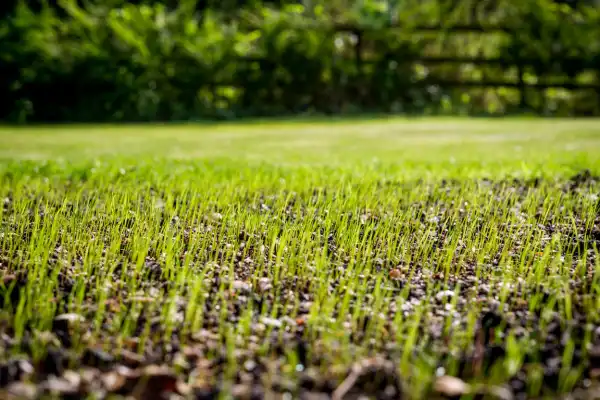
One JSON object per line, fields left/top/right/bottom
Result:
{"left": 0, "top": 118, "right": 599, "bottom": 399}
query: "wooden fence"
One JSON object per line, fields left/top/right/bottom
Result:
{"left": 224, "top": 22, "right": 600, "bottom": 113}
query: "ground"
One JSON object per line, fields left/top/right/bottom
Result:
{"left": 0, "top": 118, "right": 599, "bottom": 400}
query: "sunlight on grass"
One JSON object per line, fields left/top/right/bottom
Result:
{"left": 0, "top": 118, "right": 599, "bottom": 399}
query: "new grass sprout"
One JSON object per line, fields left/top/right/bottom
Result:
{"left": 0, "top": 119, "right": 599, "bottom": 399}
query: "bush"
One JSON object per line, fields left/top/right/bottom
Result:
{"left": 1, "top": 0, "right": 599, "bottom": 122}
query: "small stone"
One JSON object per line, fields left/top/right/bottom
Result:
{"left": 232, "top": 280, "right": 250, "bottom": 292}
{"left": 63, "top": 370, "right": 81, "bottom": 388}
{"left": 182, "top": 346, "right": 203, "bottom": 360}
{"left": 6, "top": 382, "right": 37, "bottom": 399}
{"left": 261, "top": 317, "right": 282, "bottom": 328}
{"left": 594, "top": 326, "right": 600, "bottom": 340}
{"left": 244, "top": 359, "right": 256, "bottom": 372}
{"left": 176, "top": 380, "right": 192, "bottom": 395}
{"left": 435, "top": 290, "right": 455, "bottom": 301}
{"left": 231, "top": 384, "right": 251, "bottom": 398}
{"left": 589, "top": 345, "right": 600, "bottom": 359}
{"left": 102, "top": 371, "right": 126, "bottom": 392}
{"left": 255, "top": 320, "right": 268, "bottom": 333}
{"left": 486, "top": 385, "right": 514, "bottom": 400}
{"left": 115, "top": 365, "right": 141, "bottom": 379}
{"left": 18, "top": 360, "right": 34, "bottom": 376}
{"left": 80, "top": 368, "right": 100, "bottom": 384}
{"left": 54, "top": 313, "right": 85, "bottom": 323}
{"left": 434, "top": 375, "right": 470, "bottom": 397}
{"left": 257, "top": 278, "right": 272, "bottom": 293}
{"left": 42, "top": 376, "right": 79, "bottom": 395}
{"left": 144, "top": 364, "right": 175, "bottom": 376}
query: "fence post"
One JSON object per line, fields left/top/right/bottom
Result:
{"left": 596, "top": 65, "right": 600, "bottom": 115}
{"left": 354, "top": 28, "right": 363, "bottom": 76}
{"left": 331, "top": 37, "right": 341, "bottom": 114}
{"left": 353, "top": 28, "right": 364, "bottom": 105}
{"left": 517, "top": 61, "right": 526, "bottom": 110}
{"left": 508, "top": 26, "right": 528, "bottom": 112}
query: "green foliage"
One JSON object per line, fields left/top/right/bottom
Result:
{"left": 501, "top": 0, "right": 600, "bottom": 72}
{"left": 1, "top": 0, "right": 599, "bottom": 122}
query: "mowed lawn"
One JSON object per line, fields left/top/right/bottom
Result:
{"left": 1, "top": 118, "right": 599, "bottom": 172}
{"left": 0, "top": 118, "right": 600, "bottom": 400}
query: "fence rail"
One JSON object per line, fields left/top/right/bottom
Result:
{"left": 232, "top": 21, "right": 600, "bottom": 113}
{"left": 334, "top": 23, "right": 515, "bottom": 33}
{"left": 235, "top": 56, "right": 600, "bottom": 89}
{"left": 245, "top": 22, "right": 517, "bottom": 33}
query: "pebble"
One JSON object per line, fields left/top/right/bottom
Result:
{"left": 244, "top": 360, "right": 257, "bottom": 372}
{"left": 435, "top": 290, "right": 455, "bottom": 301}
{"left": 42, "top": 376, "right": 79, "bottom": 395}
{"left": 257, "top": 278, "right": 273, "bottom": 292}
{"left": 54, "top": 313, "right": 85, "bottom": 324}
{"left": 434, "top": 375, "right": 470, "bottom": 397}
{"left": 232, "top": 280, "right": 251, "bottom": 292}
{"left": 261, "top": 317, "right": 282, "bottom": 328}
{"left": 6, "top": 382, "right": 37, "bottom": 399}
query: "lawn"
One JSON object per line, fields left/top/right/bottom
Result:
{"left": 0, "top": 118, "right": 599, "bottom": 399}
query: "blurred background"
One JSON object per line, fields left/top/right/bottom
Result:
{"left": 1, "top": 0, "right": 599, "bottom": 123}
